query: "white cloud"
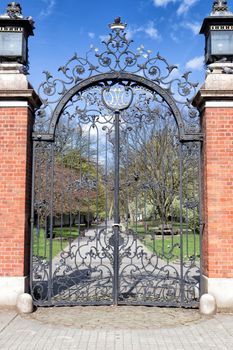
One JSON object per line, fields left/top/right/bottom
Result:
{"left": 40, "top": 0, "right": 56, "bottom": 18}
{"left": 88, "top": 32, "right": 95, "bottom": 39}
{"left": 177, "top": 0, "right": 199, "bottom": 16}
{"left": 144, "top": 21, "right": 160, "bottom": 40}
{"left": 167, "top": 64, "right": 180, "bottom": 80}
{"left": 185, "top": 56, "right": 204, "bottom": 71}
{"left": 153, "top": 0, "right": 177, "bottom": 6}
{"left": 170, "top": 32, "right": 179, "bottom": 43}
{"left": 126, "top": 21, "right": 160, "bottom": 41}
{"left": 125, "top": 27, "right": 137, "bottom": 40}
{"left": 99, "top": 35, "right": 109, "bottom": 42}
{"left": 183, "top": 21, "right": 201, "bottom": 35}
{"left": 153, "top": 0, "right": 199, "bottom": 16}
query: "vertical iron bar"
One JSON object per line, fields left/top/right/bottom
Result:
{"left": 135, "top": 183, "right": 138, "bottom": 233}
{"left": 185, "top": 162, "right": 189, "bottom": 258}
{"left": 96, "top": 127, "right": 99, "bottom": 225}
{"left": 30, "top": 141, "right": 36, "bottom": 298}
{"left": 198, "top": 141, "right": 203, "bottom": 298}
{"left": 45, "top": 160, "right": 51, "bottom": 257}
{"left": 143, "top": 125, "right": 147, "bottom": 235}
{"left": 87, "top": 127, "right": 91, "bottom": 230}
{"left": 113, "top": 110, "right": 120, "bottom": 305}
{"left": 36, "top": 146, "right": 42, "bottom": 257}
{"left": 60, "top": 141, "right": 64, "bottom": 249}
{"left": 162, "top": 147, "right": 165, "bottom": 257}
{"left": 193, "top": 159, "right": 197, "bottom": 258}
{"left": 48, "top": 143, "right": 55, "bottom": 304}
{"left": 135, "top": 127, "right": 138, "bottom": 233}
{"left": 95, "top": 126, "right": 99, "bottom": 254}
{"left": 170, "top": 151, "right": 174, "bottom": 248}
{"left": 105, "top": 131, "right": 108, "bottom": 227}
{"left": 125, "top": 130, "right": 129, "bottom": 231}
{"left": 179, "top": 143, "right": 184, "bottom": 306}
{"left": 78, "top": 126, "right": 83, "bottom": 236}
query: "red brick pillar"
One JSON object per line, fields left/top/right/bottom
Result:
{"left": 0, "top": 63, "right": 41, "bottom": 305}
{"left": 194, "top": 63, "right": 233, "bottom": 310}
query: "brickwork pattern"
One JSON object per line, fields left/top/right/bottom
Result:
{"left": 0, "top": 107, "right": 33, "bottom": 277}
{"left": 202, "top": 107, "right": 233, "bottom": 278}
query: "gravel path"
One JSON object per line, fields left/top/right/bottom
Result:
{"left": 26, "top": 306, "right": 204, "bottom": 329}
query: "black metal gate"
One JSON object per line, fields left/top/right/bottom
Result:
{"left": 30, "top": 18, "right": 203, "bottom": 307}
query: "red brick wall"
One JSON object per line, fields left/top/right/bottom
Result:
{"left": 0, "top": 107, "right": 34, "bottom": 277}
{"left": 202, "top": 107, "right": 233, "bottom": 278}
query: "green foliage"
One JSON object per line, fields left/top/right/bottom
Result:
{"left": 172, "top": 198, "right": 200, "bottom": 233}
{"left": 54, "top": 148, "right": 106, "bottom": 218}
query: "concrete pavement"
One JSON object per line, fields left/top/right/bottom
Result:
{"left": 0, "top": 306, "right": 233, "bottom": 349}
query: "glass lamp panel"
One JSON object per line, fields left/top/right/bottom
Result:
{"left": 207, "top": 35, "right": 211, "bottom": 54}
{"left": 0, "top": 32, "right": 23, "bottom": 56}
{"left": 211, "top": 30, "right": 233, "bottom": 55}
{"left": 206, "top": 34, "right": 211, "bottom": 59}
{"left": 22, "top": 35, "right": 27, "bottom": 61}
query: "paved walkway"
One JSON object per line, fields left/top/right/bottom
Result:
{"left": 42, "top": 223, "right": 199, "bottom": 305}
{"left": 0, "top": 306, "right": 233, "bottom": 349}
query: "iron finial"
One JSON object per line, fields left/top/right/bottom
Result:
{"left": 115, "top": 17, "right": 121, "bottom": 24}
{"left": 109, "top": 17, "right": 127, "bottom": 31}
{"left": 212, "top": 0, "right": 229, "bottom": 14}
{"left": 6, "top": 2, "right": 23, "bottom": 18}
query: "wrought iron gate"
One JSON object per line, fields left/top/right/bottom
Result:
{"left": 30, "top": 18, "right": 203, "bottom": 307}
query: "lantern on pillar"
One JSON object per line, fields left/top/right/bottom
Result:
{"left": 200, "top": 0, "right": 233, "bottom": 64}
{"left": 0, "top": 2, "right": 34, "bottom": 66}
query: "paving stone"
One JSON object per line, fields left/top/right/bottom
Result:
{"left": 0, "top": 307, "right": 233, "bottom": 349}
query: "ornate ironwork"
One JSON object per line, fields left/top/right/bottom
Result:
{"left": 33, "top": 17, "right": 202, "bottom": 142}
{"left": 31, "top": 19, "right": 202, "bottom": 308}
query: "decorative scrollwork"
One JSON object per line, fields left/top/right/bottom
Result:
{"left": 31, "top": 17, "right": 201, "bottom": 308}
{"left": 34, "top": 18, "right": 201, "bottom": 138}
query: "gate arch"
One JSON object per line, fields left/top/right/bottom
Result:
{"left": 47, "top": 73, "right": 185, "bottom": 139}
{"left": 31, "top": 18, "right": 203, "bottom": 307}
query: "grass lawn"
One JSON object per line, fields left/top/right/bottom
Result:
{"left": 141, "top": 234, "right": 200, "bottom": 261}
{"left": 33, "top": 226, "right": 84, "bottom": 260}
{"left": 129, "top": 223, "right": 200, "bottom": 261}
{"left": 33, "top": 222, "right": 200, "bottom": 263}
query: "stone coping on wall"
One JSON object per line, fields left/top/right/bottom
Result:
{"left": 0, "top": 89, "right": 41, "bottom": 110}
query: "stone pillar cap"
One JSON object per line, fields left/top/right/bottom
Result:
{"left": 193, "top": 61, "right": 233, "bottom": 109}
{"left": 0, "top": 63, "right": 41, "bottom": 110}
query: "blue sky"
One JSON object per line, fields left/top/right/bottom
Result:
{"left": 0, "top": 1, "right": 220, "bottom": 89}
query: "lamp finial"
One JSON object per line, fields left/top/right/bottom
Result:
{"left": 212, "top": 0, "right": 229, "bottom": 14}
{"left": 6, "top": 2, "right": 23, "bottom": 18}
